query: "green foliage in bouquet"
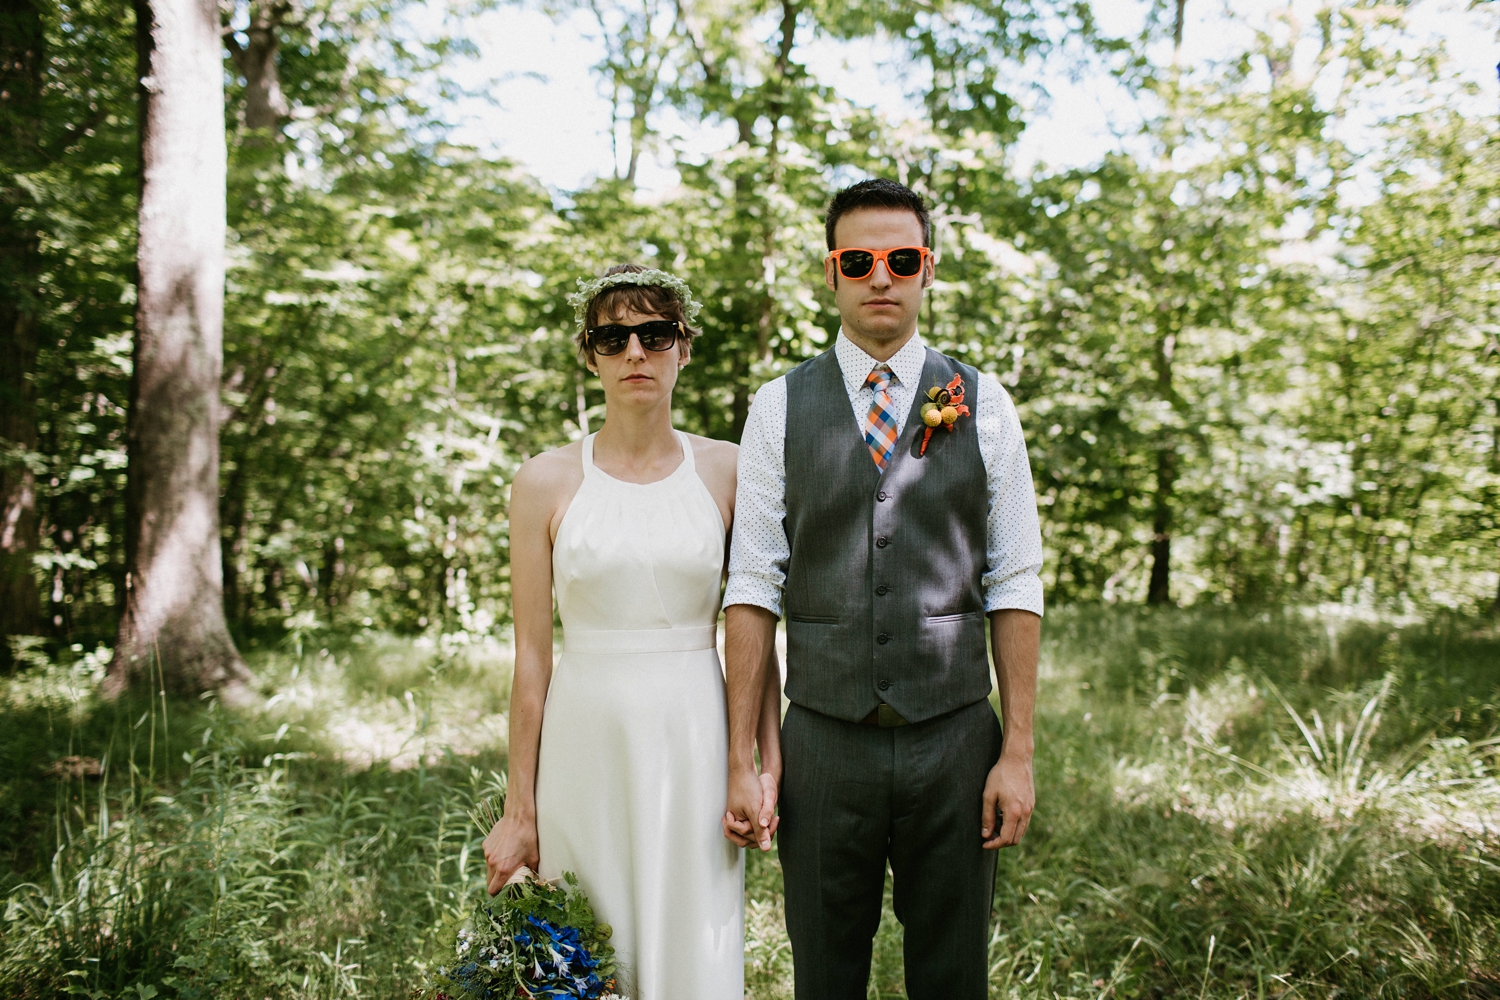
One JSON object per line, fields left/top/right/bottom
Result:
{"left": 417, "top": 792, "right": 624, "bottom": 1000}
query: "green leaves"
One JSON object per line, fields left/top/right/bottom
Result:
{"left": 21, "top": 0, "right": 1500, "bottom": 659}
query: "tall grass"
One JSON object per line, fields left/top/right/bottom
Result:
{"left": 3, "top": 609, "right": 1497, "bottom": 998}
{"left": 1, "top": 636, "right": 509, "bottom": 999}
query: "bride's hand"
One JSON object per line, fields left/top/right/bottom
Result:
{"left": 723, "top": 768, "right": 779, "bottom": 850}
{"left": 483, "top": 813, "right": 539, "bottom": 895}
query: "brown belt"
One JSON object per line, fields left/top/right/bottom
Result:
{"left": 860, "top": 703, "right": 909, "bottom": 728}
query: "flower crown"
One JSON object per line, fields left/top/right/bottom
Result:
{"left": 567, "top": 268, "right": 704, "bottom": 331}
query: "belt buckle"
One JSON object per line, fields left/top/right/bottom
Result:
{"left": 876, "top": 703, "right": 908, "bottom": 728}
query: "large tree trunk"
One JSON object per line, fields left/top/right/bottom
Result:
{"left": 109, "top": 0, "right": 247, "bottom": 695}
{"left": 0, "top": 0, "right": 46, "bottom": 669}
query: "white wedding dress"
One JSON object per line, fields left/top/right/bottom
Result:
{"left": 535, "top": 430, "right": 744, "bottom": 999}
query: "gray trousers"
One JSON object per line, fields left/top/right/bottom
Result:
{"left": 778, "top": 699, "right": 1003, "bottom": 1000}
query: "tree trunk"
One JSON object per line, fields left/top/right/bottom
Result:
{"left": 1147, "top": 444, "right": 1175, "bottom": 605}
{"left": 1492, "top": 397, "right": 1499, "bottom": 615}
{"left": 0, "top": 0, "right": 46, "bottom": 669}
{"left": 1147, "top": 330, "right": 1176, "bottom": 606}
{"left": 109, "top": 0, "right": 247, "bottom": 695}
{"left": 224, "top": 0, "right": 288, "bottom": 134}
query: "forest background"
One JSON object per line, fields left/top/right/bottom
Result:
{"left": 2, "top": 0, "right": 1500, "bottom": 997}
{"left": 4, "top": 0, "right": 1498, "bottom": 666}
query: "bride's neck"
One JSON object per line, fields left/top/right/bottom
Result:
{"left": 593, "top": 399, "right": 679, "bottom": 471}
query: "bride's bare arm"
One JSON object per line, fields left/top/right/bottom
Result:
{"left": 483, "top": 452, "right": 574, "bottom": 894}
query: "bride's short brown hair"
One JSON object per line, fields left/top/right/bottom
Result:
{"left": 575, "top": 264, "right": 702, "bottom": 365}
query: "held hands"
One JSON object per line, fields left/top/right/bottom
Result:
{"left": 981, "top": 750, "right": 1034, "bottom": 850}
{"left": 483, "top": 813, "right": 540, "bottom": 895}
{"left": 722, "top": 769, "right": 779, "bottom": 851}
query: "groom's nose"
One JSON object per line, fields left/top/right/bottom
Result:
{"left": 869, "top": 260, "right": 894, "bottom": 289}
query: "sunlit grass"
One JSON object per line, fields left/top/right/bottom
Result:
{"left": 2, "top": 608, "right": 1497, "bottom": 998}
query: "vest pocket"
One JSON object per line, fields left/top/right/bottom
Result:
{"left": 788, "top": 613, "right": 840, "bottom": 624}
{"left": 924, "top": 611, "right": 983, "bottom": 624}
{"left": 917, "top": 611, "right": 987, "bottom": 666}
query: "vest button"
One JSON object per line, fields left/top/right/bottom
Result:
{"left": 876, "top": 585, "right": 889, "bottom": 596}
{"left": 876, "top": 536, "right": 889, "bottom": 548}
{"left": 878, "top": 678, "right": 891, "bottom": 690}
{"left": 877, "top": 633, "right": 890, "bottom": 645}
{"left": 876, "top": 490, "right": 888, "bottom": 502}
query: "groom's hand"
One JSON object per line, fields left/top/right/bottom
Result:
{"left": 981, "top": 750, "right": 1034, "bottom": 849}
{"left": 723, "top": 766, "right": 774, "bottom": 851}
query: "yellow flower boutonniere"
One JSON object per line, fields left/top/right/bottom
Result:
{"left": 918, "top": 373, "right": 971, "bottom": 456}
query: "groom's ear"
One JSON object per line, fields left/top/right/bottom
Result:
{"left": 824, "top": 256, "right": 839, "bottom": 292}
{"left": 923, "top": 252, "right": 936, "bottom": 289}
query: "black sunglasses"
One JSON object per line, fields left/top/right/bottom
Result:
{"left": 586, "top": 320, "right": 682, "bottom": 356}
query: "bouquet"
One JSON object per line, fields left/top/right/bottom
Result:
{"left": 422, "top": 792, "right": 626, "bottom": 1000}
{"left": 429, "top": 868, "right": 625, "bottom": 1000}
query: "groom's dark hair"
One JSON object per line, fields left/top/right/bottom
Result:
{"left": 825, "top": 179, "right": 931, "bottom": 250}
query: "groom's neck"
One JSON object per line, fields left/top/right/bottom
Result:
{"left": 841, "top": 324, "right": 918, "bottom": 364}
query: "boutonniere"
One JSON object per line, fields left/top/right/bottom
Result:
{"left": 918, "top": 374, "right": 971, "bottom": 456}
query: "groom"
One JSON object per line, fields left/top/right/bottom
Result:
{"left": 723, "top": 178, "right": 1044, "bottom": 998}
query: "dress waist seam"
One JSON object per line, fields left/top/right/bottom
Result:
{"left": 562, "top": 624, "right": 718, "bottom": 654}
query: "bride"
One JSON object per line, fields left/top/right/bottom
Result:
{"left": 482, "top": 264, "right": 782, "bottom": 998}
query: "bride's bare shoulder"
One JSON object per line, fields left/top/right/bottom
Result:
{"left": 512, "top": 441, "right": 585, "bottom": 503}
{"left": 686, "top": 432, "right": 737, "bottom": 463}
{"left": 685, "top": 433, "right": 738, "bottom": 489}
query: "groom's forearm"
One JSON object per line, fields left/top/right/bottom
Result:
{"left": 725, "top": 603, "right": 778, "bottom": 774}
{"left": 989, "top": 609, "right": 1040, "bottom": 758}
{"left": 756, "top": 643, "right": 783, "bottom": 781}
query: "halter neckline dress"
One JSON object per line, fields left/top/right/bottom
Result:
{"left": 534, "top": 430, "right": 744, "bottom": 999}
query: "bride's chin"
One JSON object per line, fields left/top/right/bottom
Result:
{"left": 608, "top": 386, "right": 668, "bottom": 405}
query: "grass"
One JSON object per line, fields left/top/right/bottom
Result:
{"left": 3, "top": 607, "right": 1498, "bottom": 999}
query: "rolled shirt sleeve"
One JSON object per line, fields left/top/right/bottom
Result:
{"left": 976, "top": 373, "right": 1045, "bottom": 616}
{"left": 723, "top": 376, "right": 790, "bottom": 617}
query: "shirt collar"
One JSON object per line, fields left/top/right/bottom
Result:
{"left": 835, "top": 329, "right": 928, "bottom": 396}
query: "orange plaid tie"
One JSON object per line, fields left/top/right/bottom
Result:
{"left": 863, "top": 364, "right": 898, "bottom": 472}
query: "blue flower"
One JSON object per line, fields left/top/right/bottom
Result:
{"left": 512, "top": 916, "right": 614, "bottom": 998}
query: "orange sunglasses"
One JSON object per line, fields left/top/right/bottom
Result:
{"left": 825, "top": 246, "right": 932, "bottom": 280}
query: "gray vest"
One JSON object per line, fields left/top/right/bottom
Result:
{"left": 782, "top": 346, "right": 991, "bottom": 724}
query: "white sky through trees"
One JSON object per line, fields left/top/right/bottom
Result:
{"left": 433, "top": 0, "right": 1499, "bottom": 196}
